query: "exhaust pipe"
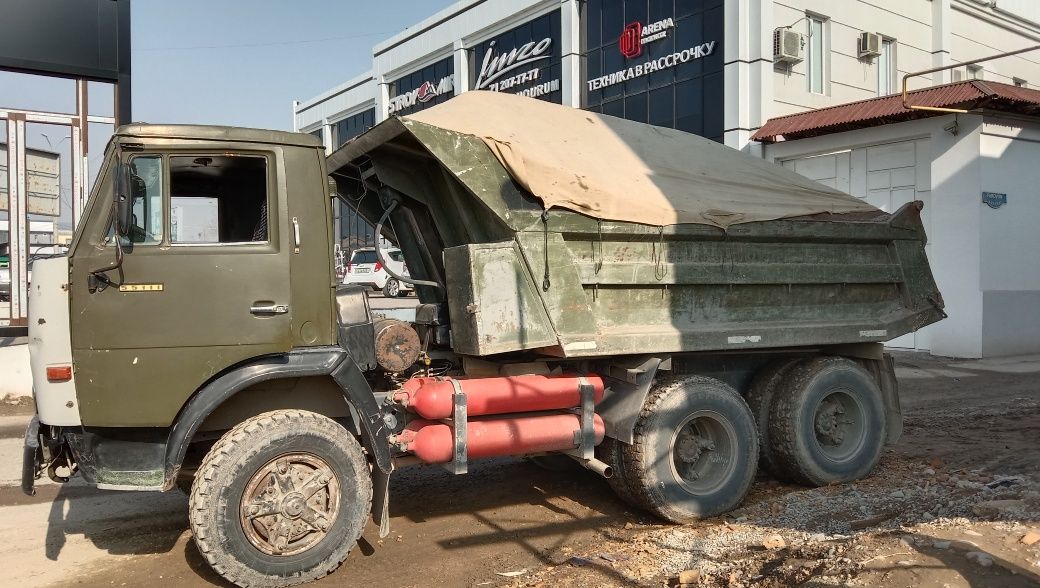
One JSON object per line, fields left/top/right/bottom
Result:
{"left": 567, "top": 454, "right": 613, "bottom": 478}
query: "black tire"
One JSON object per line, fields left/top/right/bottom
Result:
{"left": 382, "top": 278, "right": 400, "bottom": 298}
{"left": 619, "top": 376, "right": 759, "bottom": 523}
{"left": 743, "top": 358, "right": 801, "bottom": 477}
{"left": 598, "top": 437, "right": 642, "bottom": 509}
{"left": 768, "top": 357, "right": 886, "bottom": 486}
{"left": 189, "top": 410, "right": 372, "bottom": 588}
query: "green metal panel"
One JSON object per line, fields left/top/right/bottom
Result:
{"left": 443, "top": 241, "right": 557, "bottom": 355}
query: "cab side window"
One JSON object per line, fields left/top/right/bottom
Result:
{"left": 125, "top": 155, "right": 164, "bottom": 245}
{"left": 169, "top": 155, "right": 269, "bottom": 244}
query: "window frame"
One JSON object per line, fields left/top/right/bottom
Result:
{"left": 102, "top": 152, "right": 167, "bottom": 249}
{"left": 806, "top": 14, "right": 828, "bottom": 95}
{"left": 167, "top": 152, "right": 276, "bottom": 248}
{"left": 877, "top": 38, "right": 895, "bottom": 96}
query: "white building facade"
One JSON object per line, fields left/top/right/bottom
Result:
{"left": 295, "top": 0, "right": 1040, "bottom": 357}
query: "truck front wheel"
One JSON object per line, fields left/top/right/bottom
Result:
{"left": 619, "top": 376, "right": 759, "bottom": 523}
{"left": 189, "top": 409, "right": 372, "bottom": 588}
{"left": 768, "top": 357, "right": 886, "bottom": 486}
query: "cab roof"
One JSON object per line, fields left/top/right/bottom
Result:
{"left": 115, "top": 124, "right": 323, "bottom": 148}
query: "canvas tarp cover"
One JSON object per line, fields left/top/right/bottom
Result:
{"left": 405, "top": 91, "right": 877, "bottom": 228}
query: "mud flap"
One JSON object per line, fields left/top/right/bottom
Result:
{"left": 372, "top": 469, "right": 391, "bottom": 539}
{"left": 879, "top": 354, "right": 903, "bottom": 444}
{"left": 21, "top": 416, "right": 42, "bottom": 496}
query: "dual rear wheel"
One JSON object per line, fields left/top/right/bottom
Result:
{"left": 604, "top": 357, "right": 886, "bottom": 523}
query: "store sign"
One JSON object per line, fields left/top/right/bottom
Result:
{"left": 388, "top": 74, "right": 454, "bottom": 114}
{"left": 619, "top": 18, "right": 675, "bottom": 59}
{"left": 588, "top": 41, "right": 717, "bottom": 91}
{"left": 474, "top": 37, "right": 559, "bottom": 98}
{"left": 476, "top": 38, "right": 552, "bottom": 89}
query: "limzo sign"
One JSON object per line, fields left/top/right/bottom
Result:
{"left": 474, "top": 37, "right": 560, "bottom": 99}
{"left": 388, "top": 74, "right": 454, "bottom": 114}
{"left": 588, "top": 41, "right": 717, "bottom": 91}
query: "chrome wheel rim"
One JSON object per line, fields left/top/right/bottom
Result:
{"left": 386, "top": 280, "right": 399, "bottom": 296}
{"left": 812, "top": 389, "right": 866, "bottom": 462}
{"left": 670, "top": 411, "right": 737, "bottom": 494}
{"left": 240, "top": 453, "right": 340, "bottom": 556}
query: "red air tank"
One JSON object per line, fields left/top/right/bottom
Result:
{"left": 393, "top": 374, "right": 604, "bottom": 420}
{"left": 398, "top": 412, "right": 605, "bottom": 464}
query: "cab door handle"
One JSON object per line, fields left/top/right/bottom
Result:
{"left": 250, "top": 303, "right": 289, "bottom": 315}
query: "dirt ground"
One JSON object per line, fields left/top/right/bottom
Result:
{"left": 1, "top": 351, "right": 1038, "bottom": 587}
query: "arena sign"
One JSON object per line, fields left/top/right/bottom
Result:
{"left": 587, "top": 41, "right": 717, "bottom": 91}
{"left": 620, "top": 18, "right": 675, "bottom": 59}
{"left": 388, "top": 74, "right": 454, "bottom": 114}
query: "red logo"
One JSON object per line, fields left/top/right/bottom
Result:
{"left": 620, "top": 21, "right": 643, "bottom": 58}
{"left": 416, "top": 80, "right": 438, "bottom": 103}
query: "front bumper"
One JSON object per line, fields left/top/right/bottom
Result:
{"left": 21, "top": 416, "right": 78, "bottom": 496}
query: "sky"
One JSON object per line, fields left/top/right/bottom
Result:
{"left": 131, "top": 0, "right": 456, "bottom": 130}
{"left": 1, "top": 0, "right": 455, "bottom": 230}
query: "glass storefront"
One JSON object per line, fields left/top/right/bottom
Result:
{"left": 332, "top": 108, "right": 377, "bottom": 247}
{"left": 583, "top": 0, "right": 725, "bottom": 141}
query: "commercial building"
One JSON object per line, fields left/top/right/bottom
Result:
{"left": 294, "top": 0, "right": 1040, "bottom": 357}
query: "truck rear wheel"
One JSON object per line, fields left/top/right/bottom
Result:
{"left": 768, "top": 357, "right": 886, "bottom": 486}
{"left": 743, "top": 358, "right": 800, "bottom": 477}
{"left": 619, "top": 376, "right": 759, "bottom": 522}
{"left": 598, "top": 437, "right": 642, "bottom": 508}
{"left": 189, "top": 409, "right": 372, "bottom": 588}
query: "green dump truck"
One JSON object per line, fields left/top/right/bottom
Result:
{"left": 23, "top": 92, "right": 944, "bottom": 587}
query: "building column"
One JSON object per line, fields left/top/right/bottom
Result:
{"left": 723, "top": 0, "right": 769, "bottom": 153}
{"left": 453, "top": 40, "right": 469, "bottom": 95}
{"left": 376, "top": 78, "right": 391, "bottom": 123}
{"left": 560, "top": 0, "right": 582, "bottom": 108}
{"left": 932, "top": 0, "right": 952, "bottom": 85}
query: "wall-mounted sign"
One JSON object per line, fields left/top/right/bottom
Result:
{"left": 982, "top": 191, "right": 1007, "bottom": 209}
{"left": 388, "top": 74, "right": 454, "bottom": 115}
{"left": 388, "top": 56, "right": 455, "bottom": 116}
{"left": 476, "top": 38, "right": 552, "bottom": 89}
{"left": 0, "top": 144, "right": 61, "bottom": 216}
{"left": 587, "top": 41, "right": 717, "bottom": 91}
{"left": 471, "top": 11, "right": 563, "bottom": 103}
{"left": 619, "top": 18, "right": 676, "bottom": 59}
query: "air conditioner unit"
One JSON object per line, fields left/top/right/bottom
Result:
{"left": 858, "top": 32, "right": 882, "bottom": 58}
{"left": 773, "top": 29, "right": 805, "bottom": 64}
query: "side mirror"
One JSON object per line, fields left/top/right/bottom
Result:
{"left": 114, "top": 161, "right": 133, "bottom": 236}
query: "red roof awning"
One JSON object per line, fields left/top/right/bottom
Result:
{"left": 753, "top": 80, "right": 1040, "bottom": 143}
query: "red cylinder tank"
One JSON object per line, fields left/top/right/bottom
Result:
{"left": 398, "top": 412, "right": 605, "bottom": 464}
{"left": 393, "top": 374, "right": 604, "bottom": 420}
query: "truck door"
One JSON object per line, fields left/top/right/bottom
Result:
{"left": 70, "top": 149, "right": 292, "bottom": 427}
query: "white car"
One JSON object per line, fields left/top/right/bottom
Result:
{"left": 342, "top": 247, "right": 414, "bottom": 297}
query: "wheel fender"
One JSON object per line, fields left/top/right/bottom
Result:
{"left": 163, "top": 347, "right": 393, "bottom": 490}
{"left": 598, "top": 357, "right": 663, "bottom": 444}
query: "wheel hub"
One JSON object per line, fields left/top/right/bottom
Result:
{"left": 815, "top": 397, "right": 850, "bottom": 446}
{"left": 670, "top": 412, "right": 735, "bottom": 492}
{"left": 240, "top": 453, "right": 339, "bottom": 556}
